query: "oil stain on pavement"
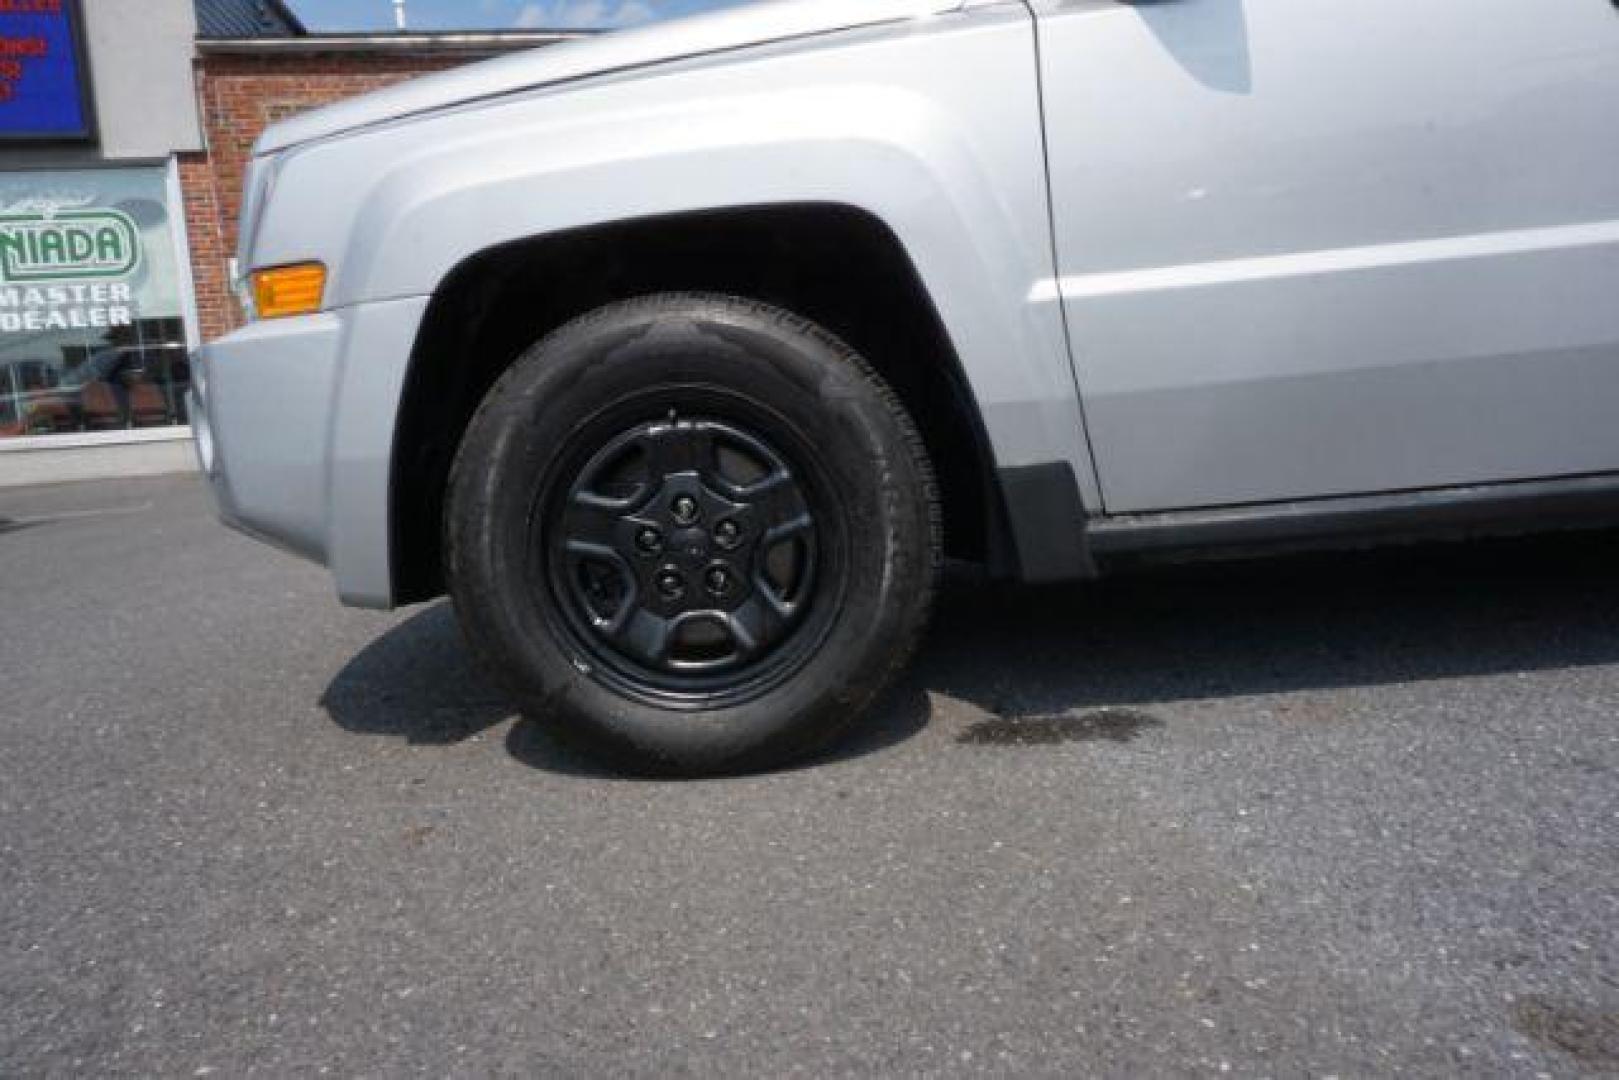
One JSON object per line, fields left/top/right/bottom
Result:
{"left": 957, "top": 707, "right": 1165, "bottom": 746}
{"left": 1511, "top": 997, "right": 1619, "bottom": 1068}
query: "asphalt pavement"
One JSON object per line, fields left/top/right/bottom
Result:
{"left": 2, "top": 474, "right": 1616, "bottom": 1076}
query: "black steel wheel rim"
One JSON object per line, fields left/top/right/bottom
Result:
{"left": 538, "top": 403, "right": 841, "bottom": 707}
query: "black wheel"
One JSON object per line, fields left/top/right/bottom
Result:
{"left": 445, "top": 294, "right": 941, "bottom": 776}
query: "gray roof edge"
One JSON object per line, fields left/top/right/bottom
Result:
{"left": 196, "top": 29, "right": 593, "bottom": 54}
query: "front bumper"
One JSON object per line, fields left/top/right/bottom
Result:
{"left": 190, "top": 296, "right": 431, "bottom": 609}
{"left": 192, "top": 312, "right": 345, "bottom": 564}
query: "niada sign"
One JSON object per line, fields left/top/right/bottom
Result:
{"left": 0, "top": 168, "right": 177, "bottom": 340}
{"left": 0, "top": 209, "right": 141, "bottom": 283}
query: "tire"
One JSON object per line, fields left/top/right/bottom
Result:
{"left": 444, "top": 293, "right": 941, "bottom": 776}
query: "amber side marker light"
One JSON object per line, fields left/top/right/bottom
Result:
{"left": 252, "top": 263, "right": 327, "bottom": 320}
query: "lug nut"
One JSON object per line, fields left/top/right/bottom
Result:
{"left": 671, "top": 495, "right": 700, "bottom": 524}
{"left": 704, "top": 567, "right": 732, "bottom": 596}
{"left": 713, "top": 520, "right": 742, "bottom": 549}
{"left": 634, "top": 526, "right": 663, "bottom": 555}
{"left": 656, "top": 570, "right": 686, "bottom": 600}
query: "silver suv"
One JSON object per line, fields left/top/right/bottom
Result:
{"left": 192, "top": 0, "right": 1619, "bottom": 774}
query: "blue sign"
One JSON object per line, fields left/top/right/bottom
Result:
{"left": 0, "top": 0, "right": 92, "bottom": 141}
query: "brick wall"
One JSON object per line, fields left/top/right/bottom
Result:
{"left": 183, "top": 51, "right": 473, "bottom": 341}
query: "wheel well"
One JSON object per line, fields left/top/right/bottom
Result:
{"left": 390, "top": 204, "right": 1009, "bottom": 605}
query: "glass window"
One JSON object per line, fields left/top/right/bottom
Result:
{"left": 0, "top": 167, "right": 190, "bottom": 439}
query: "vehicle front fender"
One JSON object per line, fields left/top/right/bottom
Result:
{"left": 255, "top": 10, "right": 1096, "bottom": 503}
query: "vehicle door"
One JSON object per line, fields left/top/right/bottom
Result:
{"left": 1033, "top": 0, "right": 1619, "bottom": 511}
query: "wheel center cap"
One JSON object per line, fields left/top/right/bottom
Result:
{"left": 670, "top": 526, "right": 711, "bottom": 566}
